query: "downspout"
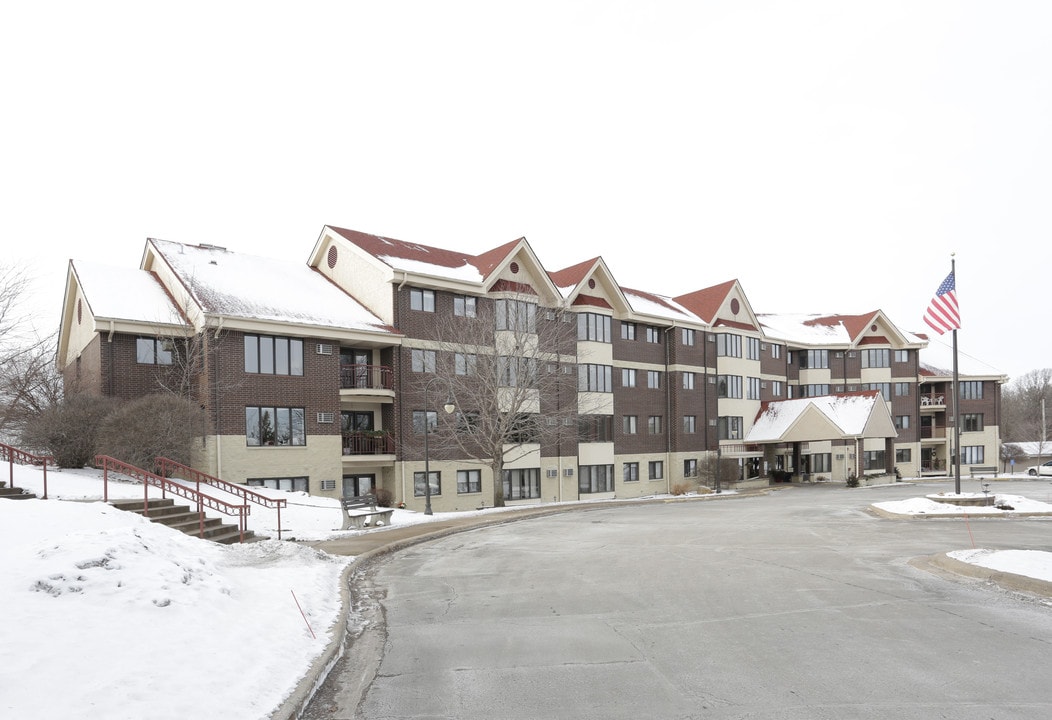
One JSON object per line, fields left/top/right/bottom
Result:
{"left": 665, "top": 325, "right": 674, "bottom": 495}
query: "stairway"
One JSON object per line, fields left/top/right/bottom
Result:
{"left": 0, "top": 481, "right": 37, "bottom": 500}
{"left": 110, "top": 498, "right": 259, "bottom": 544}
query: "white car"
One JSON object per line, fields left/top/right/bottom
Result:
{"left": 1027, "top": 459, "right": 1052, "bottom": 477}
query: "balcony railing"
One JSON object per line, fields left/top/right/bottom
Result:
{"left": 920, "top": 393, "right": 946, "bottom": 407}
{"left": 343, "top": 431, "right": 395, "bottom": 456}
{"left": 340, "top": 364, "right": 394, "bottom": 391}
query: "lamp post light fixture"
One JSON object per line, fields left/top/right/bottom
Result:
{"left": 422, "top": 377, "right": 456, "bottom": 516}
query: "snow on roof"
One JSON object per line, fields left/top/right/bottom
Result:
{"left": 375, "top": 253, "right": 484, "bottom": 282}
{"left": 747, "top": 393, "right": 881, "bottom": 442}
{"left": 621, "top": 288, "right": 700, "bottom": 323}
{"left": 915, "top": 331, "right": 1005, "bottom": 378}
{"left": 150, "top": 240, "right": 394, "bottom": 333}
{"left": 757, "top": 313, "right": 854, "bottom": 345}
{"left": 73, "top": 260, "right": 181, "bottom": 325}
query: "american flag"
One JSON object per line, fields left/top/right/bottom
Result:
{"left": 923, "top": 271, "right": 960, "bottom": 335}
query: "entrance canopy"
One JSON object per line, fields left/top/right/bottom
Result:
{"left": 745, "top": 392, "right": 897, "bottom": 445}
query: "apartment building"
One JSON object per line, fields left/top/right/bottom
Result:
{"left": 56, "top": 226, "right": 1005, "bottom": 510}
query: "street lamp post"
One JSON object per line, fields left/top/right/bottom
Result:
{"left": 422, "top": 377, "right": 455, "bottom": 516}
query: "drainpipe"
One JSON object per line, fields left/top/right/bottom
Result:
{"left": 664, "top": 325, "right": 674, "bottom": 494}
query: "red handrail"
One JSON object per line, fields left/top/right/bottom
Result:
{"left": 154, "top": 457, "right": 286, "bottom": 540}
{"left": 94, "top": 455, "right": 249, "bottom": 542}
{"left": 0, "top": 442, "right": 51, "bottom": 499}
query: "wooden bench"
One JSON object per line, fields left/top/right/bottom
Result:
{"left": 968, "top": 465, "right": 998, "bottom": 479}
{"left": 340, "top": 494, "right": 395, "bottom": 531}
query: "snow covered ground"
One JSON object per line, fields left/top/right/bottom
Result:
{"left": 3, "top": 462, "right": 1052, "bottom": 719}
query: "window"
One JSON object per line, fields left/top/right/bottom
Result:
{"left": 747, "top": 377, "right": 761, "bottom": 400}
{"left": 717, "top": 375, "right": 742, "bottom": 399}
{"left": 960, "top": 381, "right": 984, "bottom": 400}
{"left": 457, "top": 469, "right": 481, "bottom": 494}
{"left": 244, "top": 335, "right": 304, "bottom": 375}
{"left": 895, "top": 415, "right": 910, "bottom": 430}
{"left": 647, "top": 370, "right": 662, "bottom": 389}
{"left": 894, "top": 383, "right": 911, "bottom": 397}
{"left": 682, "top": 328, "right": 695, "bottom": 346}
{"left": 453, "top": 295, "right": 476, "bottom": 317}
{"left": 717, "top": 416, "right": 742, "bottom": 440}
{"left": 454, "top": 352, "right": 477, "bottom": 376}
{"left": 411, "top": 349, "right": 436, "bottom": 373}
{"left": 412, "top": 410, "right": 438, "bottom": 434}
{"left": 413, "top": 471, "right": 441, "bottom": 496}
{"left": 622, "top": 368, "right": 637, "bottom": 388}
{"left": 247, "top": 477, "right": 308, "bottom": 492}
{"left": 771, "top": 344, "right": 782, "bottom": 359}
{"left": 623, "top": 415, "right": 638, "bottom": 435}
{"left": 577, "top": 313, "right": 612, "bottom": 342}
{"left": 648, "top": 415, "right": 662, "bottom": 434}
{"left": 503, "top": 468, "right": 541, "bottom": 499}
{"left": 682, "top": 372, "right": 695, "bottom": 390}
{"left": 579, "top": 464, "right": 615, "bottom": 493}
{"left": 495, "top": 299, "right": 537, "bottom": 332}
{"left": 894, "top": 350, "right": 909, "bottom": 363}
{"left": 645, "top": 326, "right": 661, "bottom": 343}
{"left": 500, "top": 356, "right": 538, "bottom": 387}
{"left": 863, "top": 450, "right": 886, "bottom": 471}
{"left": 246, "top": 406, "right": 306, "bottom": 446}
{"left": 137, "top": 337, "right": 174, "bottom": 365}
{"left": 962, "top": 413, "right": 984, "bottom": 432}
{"left": 648, "top": 461, "right": 664, "bottom": 480}
{"left": 770, "top": 380, "right": 783, "bottom": 397}
{"left": 746, "top": 337, "right": 761, "bottom": 360}
{"left": 684, "top": 459, "right": 698, "bottom": 477}
{"left": 800, "top": 350, "right": 829, "bottom": 369}
{"left": 410, "top": 288, "right": 435, "bottom": 312}
{"left": 860, "top": 382, "right": 891, "bottom": 401}
{"left": 801, "top": 384, "right": 830, "bottom": 398}
{"left": 507, "top": 414, "right": 539, "bottom": 444}
{"left": 455, "top": 411, "right": 481, "bottom": 433}
{"left": 578, "top": 415, "right": 614, "bottom": 442}
{"left": 960, "top": 446, "right": 985, "bottom": 465}
{"left": 578, "top": 364, "right": 613, "bottom": 392}
{"left": 621, "top": 322, "right": 637, "bottom": 340}
{"left": 896, "top": 448, "right": 912, "bottom": 463}
{"left": 810, "top": 454, "right": 832, "bottom": 473}
{"left": 716, "top": 334, "right": 742, "bottom": 357}
{"left": 623, "top": 462, "right": 639, "bottom": 482}
{"left": 861, "top": 349, "right": 890, "bottom": 368}
{"left": 683, "top": 415, "right": 696, "bottom": 434}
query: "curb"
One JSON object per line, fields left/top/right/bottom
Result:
{"left": 270, "top": 489, "right": 768, "bottom": 719}
{"left": 910, "top": 552, "right": 1052, "bottom": 599}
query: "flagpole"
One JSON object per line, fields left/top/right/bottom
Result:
{"left": 951, "top": 256, "right": 961, "bottom": 494}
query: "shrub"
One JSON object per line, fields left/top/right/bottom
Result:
{"left": 22, "top": 394, "right": 119, "bottom": 468}
{"left": 670, "top": 483, "right": 691, "bottom": 496}
{"left": 96, "top": 394, "right": 207, "bottom": 471}
{"left": 374, "top": 487, "right": 393, "bottom": 507}
{"left": 846, "top": 472, "right": 859, "bottom": 488}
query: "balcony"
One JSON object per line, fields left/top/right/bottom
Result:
{"left": 339, "top": 364, "right": 395, "bottom": 400}
{"left": 919, "top": 393, "right": 946, "bottom": 409}
{"left": 342, "top": 431, "right": 395, "bottom": 457}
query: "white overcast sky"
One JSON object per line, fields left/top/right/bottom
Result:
{"left": 2, "top": 1, "right": 1049, "bottom": 381}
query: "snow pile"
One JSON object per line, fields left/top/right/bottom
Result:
{"left": 949, "top": 549, "right": 1052, "bottom": 583}
{"left": 872, "top": 493, "right": 1052, "bottom": 515}
{"left": 0, "top": 499, "right": 351, "bottom": 720}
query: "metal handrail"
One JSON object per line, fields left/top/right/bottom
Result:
{"left": 154, "top": 457, "right": 285, "bottom": 540}
{"left": 94, "top": 455, "right": 249, "bottom": 542}
{"left": 339, "top": 364, "right": 394, "bottom": 391}
{"left": 1, "top": 442, "right": 51, "bottom": 499}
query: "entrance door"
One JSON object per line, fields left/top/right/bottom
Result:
{"left": 341, "top": 348, "right": 371, "bottom": 388}
{"left": 343, "top": 474, "right": 376, "bottom": 498}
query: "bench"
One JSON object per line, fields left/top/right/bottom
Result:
{"left": 968, "top": 465, "right": 998, "bottom": 479}
{"left": 340, "top": 494, "right": 395, "bottom": 531}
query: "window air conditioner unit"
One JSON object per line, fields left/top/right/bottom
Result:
{"left": 760, "top": 382, "right": 767, "bottom": 389}
{"left": 760, "top": 343, "right": 767, "bottom": 350}
{"left": 317, "top": 412, "right": 335, "bottom": 424}
{"left": 316, "top": 343, "right": 334, "bottom": 355}
{"left": 707, "top": 336, "right": 716, "bottom": 342}
{"left": 708, "top": 419, "right": 718, "bottom": 427}
{"left": 545, "top": 310, "right": 555, "bottom": 320}
{"left": 546, "top": 469, "right": 558, "bottom": 478}
{"left": 835, "top": 352, "right": 843, "bottom": 358}
{"left": 848, "top": 351, "right": 856, "bottom": 358}
{"left": 564, "top": 468, "right": 574, "bottom": 476}
{"left": 708, "top": 376, "right": 717, "bottom": 384}
{"left": 320, "top": 480, "right": 336, "bottom": 491}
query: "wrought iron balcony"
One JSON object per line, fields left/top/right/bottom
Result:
{"left": 339, "top": 364, "right": 394, "bottom": 391}
{"left": 342, "top": 431, "right": 394, "bottom": 456}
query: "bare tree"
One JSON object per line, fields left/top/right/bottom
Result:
{"left": 412, "top": 295, "right": 588, "bottom": 507}
{"left": 0, "top": 334, "right": 63, "bottom": 444}
{"left": 1003, "top": 368, "right": 1052, "bottom": 470}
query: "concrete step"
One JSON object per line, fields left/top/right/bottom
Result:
{"left": 0, "top": 486, "right": 37, "bottom": 500}
{"left": 109, "top": 498, "right": 255, "bottom": 544}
